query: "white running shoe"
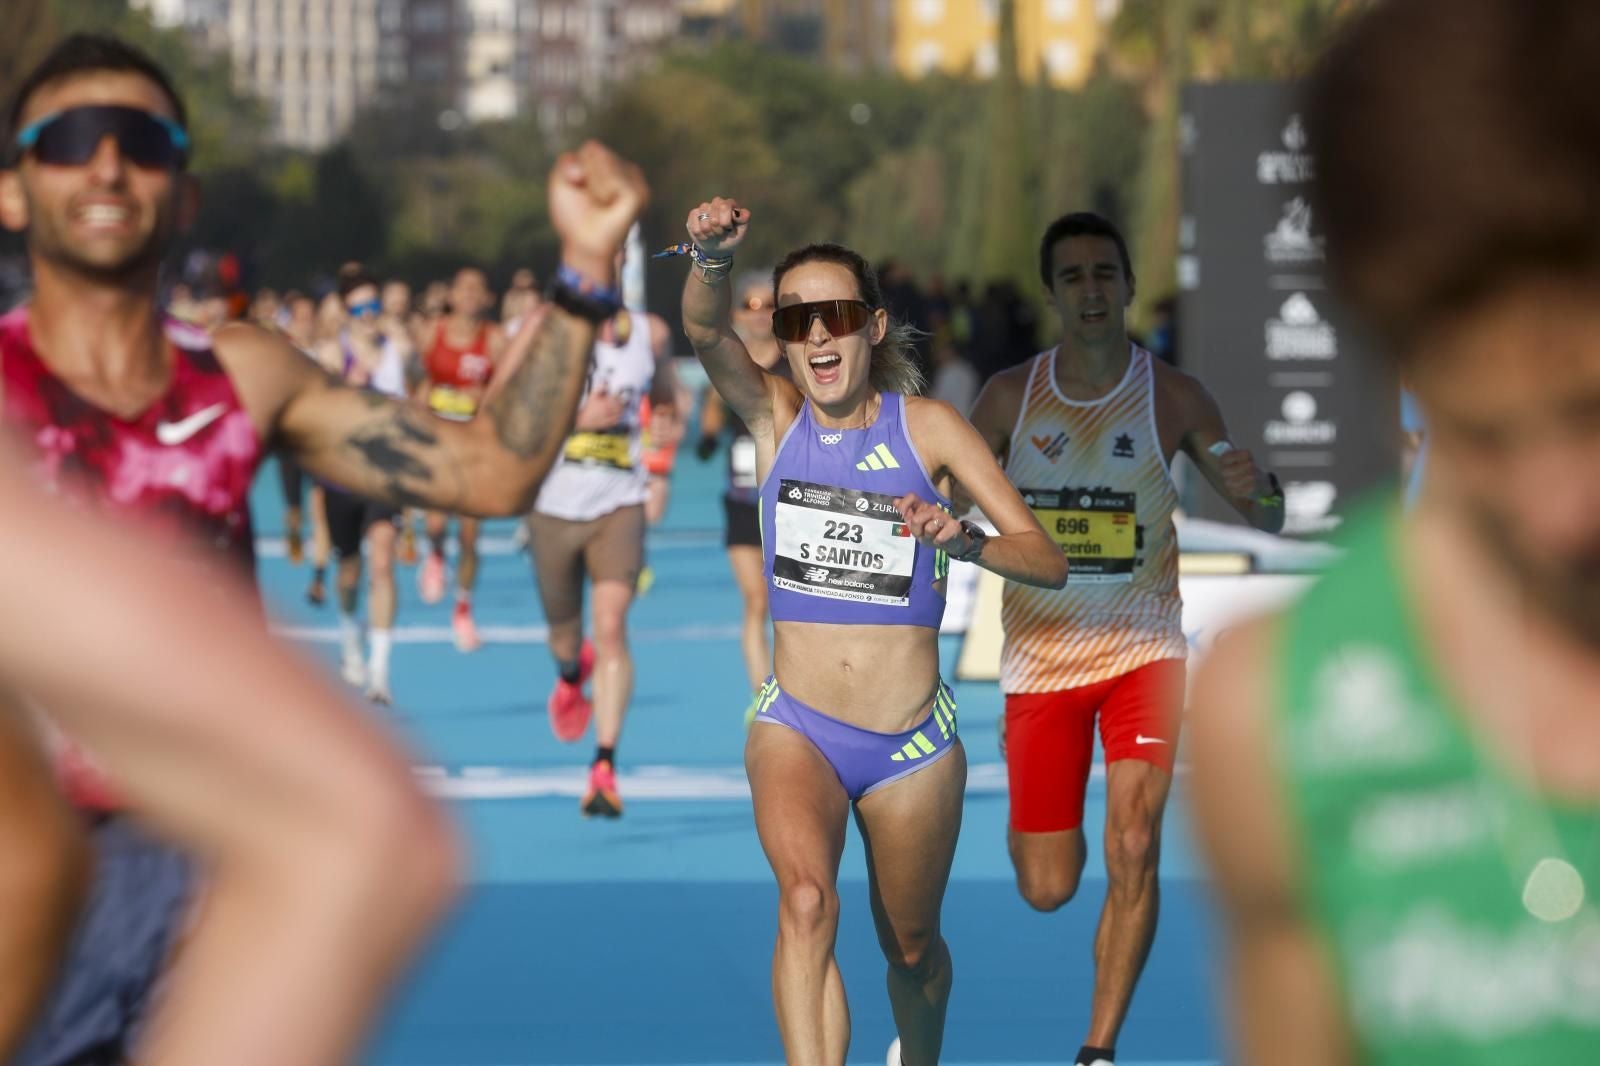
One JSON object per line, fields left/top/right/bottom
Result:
{"left": 340, "top": 646, "right": 367, "bottom": 687}
{"left": 365, "top": 681, "right": 392, "bottom": 707}
{"left": 885, "top": 1037, "right": 902, "bottom": 1066}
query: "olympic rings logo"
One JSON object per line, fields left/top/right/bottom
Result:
{"left": 818, "top": 432, "right": 842, "bottom": 445}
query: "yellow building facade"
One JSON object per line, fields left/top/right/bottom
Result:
{"left": 892, "top": 0, "right": 1120, "bottom": 88}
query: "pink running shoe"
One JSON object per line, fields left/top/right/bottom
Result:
{"left": 452, "top": 601, "right": 482, "bottom": 652}
{"left": 547, "top": 678, "right": 592, "bottom": 743}
{"left": 581, "top": 759, "right": 622, "bottom": 818}
{"left": 418, "top": 552, "right": 447, "bottom": 604}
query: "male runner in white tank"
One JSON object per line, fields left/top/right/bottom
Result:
{"left": 527, "top": 300, "right": 678, "bottom": 817}
{"left": 962, "top": 212, "right": 1283, "bottom": 1066}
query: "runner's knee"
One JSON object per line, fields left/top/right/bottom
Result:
{"left": 1105, "top": 818, "right": 1160, "bottom": 882}
{"left": 777, "top": 878, "right": 838, "bottom": 942}
{"left": 880, "top": 922, "right": 942, "bottom": 977}
{"left": 592, "top": 612, "right": 628, "bottom": 655}
{"left": 1011, "top": 840, "right": 1084, "bottom": 911}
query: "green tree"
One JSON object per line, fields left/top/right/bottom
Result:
{"left": 262, "top": 145, "right": 387, "bottom": 287}
{"left": 974, "top": 0, "right": 1038, "bottom": 299}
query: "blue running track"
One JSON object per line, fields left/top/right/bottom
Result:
{"left": 250, "top": 446, "right": 1225, "bottom": 1066}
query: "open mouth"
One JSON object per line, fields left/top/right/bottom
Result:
{"left": 1080, "top": 308, "right": 1108, "bottom": 324}
{"left": 808, "top": 352, "right": 843, "bottom": 385}
{"left": 74, "top": 203, "right": 135, "bottom": 231}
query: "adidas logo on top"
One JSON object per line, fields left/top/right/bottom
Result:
{"left": 856, "top": 443, "right": 900, "bottom": 472}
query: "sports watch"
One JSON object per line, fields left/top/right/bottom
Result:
{"left": 949, "top": 519, "right": 988, "bottom": 564}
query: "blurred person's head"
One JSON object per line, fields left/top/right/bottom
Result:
{"left": 249, "top": 287, "right": 281, "bottom": 328}
{"left": 314, "top": 291, "right": 345, "bottom": 342}
{"left": 1038, "top": 212, "right": 1135, "bottom": 349}
{"left": 502, "top": 268, "right": 537, "bottom": 323}
{"left": 285, "top": 291, "right": 315, "bottom": 346}
{"left": 381, "top": 279, "right": 411, "bottom": 319}
{"left": 0, "top": 34, "right": 197, "bottom": 286}
{"left": 338, "top": 263, "right": 380, "bottom": 337}
{"left": 193, "top": 287, "right": 228, "bottom": 331}
{"left": 421, "top": 281, "right": 448, "bottom": 316}
{"left": 447, "top": 266, "right": 492, "bottom": 321}
{"left": 731, "top": 271, "right": 776, "bottom": 353}
{"left": 770, "top": 243, "right": 924, "bottom": 406}
{"left": 1308, "top": 0, "right": 1600, "bottom": 643}
{"left": 166, "top": 280, "right": 194, "bottom": 318}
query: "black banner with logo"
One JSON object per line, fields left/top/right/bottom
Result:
{"left": 1177, "top": 82, "right": 1397, "bottom": 538}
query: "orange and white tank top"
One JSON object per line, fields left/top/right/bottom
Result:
{"left": 1000, "top": 344, "right": 1185, "bottom": 693}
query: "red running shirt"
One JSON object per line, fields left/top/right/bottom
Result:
{"left": 1, "top": 306, "right": 263, "bottom": 806}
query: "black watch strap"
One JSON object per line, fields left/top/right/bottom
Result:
{"left": 951, "top": 519, "right": 987, "bottom": 563}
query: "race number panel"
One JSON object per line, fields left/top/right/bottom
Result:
{"left": 773, "top": 479, "right": 916, "bottom": 606}
{"left": 563, "top": 430, "right": 634, "bottom": 470}
{"left": 427, "top": 385, "right": 477, "bottom": 421}
{"left": 1022, "top": 487, "right": 1137, "bottom": 584}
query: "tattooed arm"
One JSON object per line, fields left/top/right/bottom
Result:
{"left": 226, "top": 142, "right": 649, "bottom": 518}
{"left": 221, "top": 304, "right": 590, "bottom": 516}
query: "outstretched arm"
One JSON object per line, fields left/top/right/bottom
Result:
{"left": 260, "top": 143, "right": 649, "bottom": 517}
{"left": 680, "top": 197, "right": 787, "bottom": 436}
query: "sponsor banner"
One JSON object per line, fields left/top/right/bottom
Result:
{"left": 1179, "top": 82, "right": 1398, "bottom": 536}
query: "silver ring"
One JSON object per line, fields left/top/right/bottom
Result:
{"left": 696, "top": 212, "right": 711, "bottom": 221}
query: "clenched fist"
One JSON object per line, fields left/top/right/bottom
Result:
{"left": 550, "top": 142, "right": 650, "bottom": 282}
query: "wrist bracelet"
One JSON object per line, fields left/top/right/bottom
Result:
{"left": 547, "top": 263, "right": 623, "bottom": 323}
{"left": 653, "top": 241, "right": 734, "bottom": 284}
{"left": 1257, "top": 472, "right": 1285, "bottom": 508}
{"left": 690, "top": 245, "right": 733, "bottom": 285}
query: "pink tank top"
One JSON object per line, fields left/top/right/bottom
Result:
{"left": 1, "top": 306, "right": 263, "bottom": 807}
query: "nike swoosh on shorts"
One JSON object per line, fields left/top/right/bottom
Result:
{"left": 1134, "top": 734, "right": 1168, "bottom": 745}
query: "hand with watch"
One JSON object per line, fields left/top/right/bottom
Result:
{"left": 894, "top": 492, "right": 988, "bottom": 564}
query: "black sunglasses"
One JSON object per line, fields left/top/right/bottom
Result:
{"left": 771, "top": 299, "right": 873, "bottom": 342}
{"left": 12, "top": 105, "right": 190, "bottom": 170}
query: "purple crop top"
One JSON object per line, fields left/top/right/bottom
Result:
{"left": 760, "top": 392, "right": 950, "bottom": 628}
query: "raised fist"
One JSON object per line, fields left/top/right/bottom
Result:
{"left": 686, "top": 197, "right": 750, "bottom": 258}
{"left": 549, "top": 142, "right": 650, "bottom": 283}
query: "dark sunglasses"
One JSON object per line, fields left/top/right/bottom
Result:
{"left": 771, "top": 299, "right": 873, "bottom": 342}
{"left": 12, "top": 105, "right": 190, "bottom": 170}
